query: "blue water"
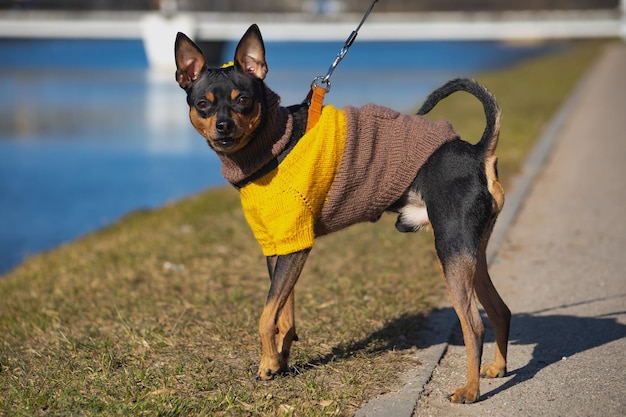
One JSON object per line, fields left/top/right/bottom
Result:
{"left": 0, "top": 38, "right": 565, "bottom": 275}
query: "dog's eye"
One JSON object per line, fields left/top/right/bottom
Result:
{"left": 236, "top": 96, "right": 251, "bottom": 107}
{"left": 196, "top": 100, "right": 210, "bottom": 111}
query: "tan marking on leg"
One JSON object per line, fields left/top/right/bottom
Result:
{"left": 277, "top": 289, "right": 297, "bottom": 368}
{"left": 257, "top": 299, "right": 282, "bottom": 380}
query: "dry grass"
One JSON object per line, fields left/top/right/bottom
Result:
{"left": 0, "top": 40, "right": 609, "bottom": 416}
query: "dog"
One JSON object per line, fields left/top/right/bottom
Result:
{"left": 175, "top": 24, "right": 511, "bottom": 404}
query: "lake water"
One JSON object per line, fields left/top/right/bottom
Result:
{"left": 0, "top": 38, "right": 565, "bottom": 275}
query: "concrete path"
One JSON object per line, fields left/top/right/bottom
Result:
{"left": 358, "top": 43, "right": 626, "bottom": 417}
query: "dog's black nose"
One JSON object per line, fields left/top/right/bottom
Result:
{"left": 216, "top": 118, "right": 235, "bottom": 134}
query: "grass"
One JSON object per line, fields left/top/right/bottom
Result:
{"left": 0, "top": 40, "right": 609, "bottom": 416}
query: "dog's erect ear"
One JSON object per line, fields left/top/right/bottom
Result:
{"left": 175, "top": 32, "right": 206, "bottom": 89}
{"left": 234, "top": 24, "right": 268, "bottom": 80}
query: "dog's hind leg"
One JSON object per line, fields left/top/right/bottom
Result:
{"left": 421, "top": 159, "right": 492, "bottom": 402}
{"left": 474, "top": 154, "right": 510, "bottom": 378}
{"left": 474, "top": 217, "right": 510, "bottom": 379}
{"left": 257, "top": 249, "right": 310, "bottom": 380}
{"left": 438, "top": 251, "right": 485, "bottom": 404}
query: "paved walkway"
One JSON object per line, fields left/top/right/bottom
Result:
{"left": 358, "top": 42, "right": 626, "bottom": 416}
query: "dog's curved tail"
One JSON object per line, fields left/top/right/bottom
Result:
{"left": 417, "top": 78, "right": 501, "bottom": 158}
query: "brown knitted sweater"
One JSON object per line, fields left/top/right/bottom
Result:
{"left": 314, "top": 104, "right": 458, "bottom": 236}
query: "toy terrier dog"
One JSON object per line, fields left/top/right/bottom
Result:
{"left": 175, "top": 24, "right": 510, "bottom": 404}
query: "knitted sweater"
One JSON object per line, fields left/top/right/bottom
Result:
{"left": 217, "top": 88, "right": 459, "bottom": 256}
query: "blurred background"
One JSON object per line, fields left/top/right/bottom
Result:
{"left": 0, "top": 0, "right": 623, "bottom": 275}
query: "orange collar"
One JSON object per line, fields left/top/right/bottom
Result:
{"left": 305, "top": 85, "right": 326, "bottom": 133}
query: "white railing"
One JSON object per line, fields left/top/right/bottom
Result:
{"left": 0, "top": 9, "right": 623, "bottom": 70}
{"left": 0, "top": 10, "right": 622, "bottom": 41}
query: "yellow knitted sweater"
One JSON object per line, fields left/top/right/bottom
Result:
{"left": 239, "top": 106, "right": 347, "bottom": 256}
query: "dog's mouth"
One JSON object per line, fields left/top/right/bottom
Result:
{"left": 214, "top": 137, "right": 237, "bottom": 148}
{"left": 209, "top": 136, "right": 242, "bottom": 153}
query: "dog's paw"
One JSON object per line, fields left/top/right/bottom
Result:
{"left": 255, "top": 367, "right": 276, "bottom": 381}
{"left": 255, "top": 355, "right": 288, "bottom": 381}
{"left": 480, "top": 363, "right": 506, "bottom": 378}
{"left": 254, "top": 366, "right": 291, "bottom": 381}
{"left": 449, "top": 387, "right": 480, "bottom": 404}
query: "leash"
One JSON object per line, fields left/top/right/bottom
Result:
{"left": 305, "top": 0, "right": 379, "bottom": 132}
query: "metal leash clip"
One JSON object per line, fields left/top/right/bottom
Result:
{"left": 308, "top": 0, "right": 379, "bottom": 95}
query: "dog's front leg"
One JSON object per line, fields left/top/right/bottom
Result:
{"left": 257, "top": 248, "right": 310, "bottom": 380}
{"left": 266, "top": 256, "right": 299, "bottom": 364}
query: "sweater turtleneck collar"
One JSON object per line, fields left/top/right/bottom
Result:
{"left": 217, "top": 86, "right": 293, "bottom": 185}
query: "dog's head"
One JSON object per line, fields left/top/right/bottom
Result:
{"left": 175, "top": 24, "right": 268, "bottom": 153}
